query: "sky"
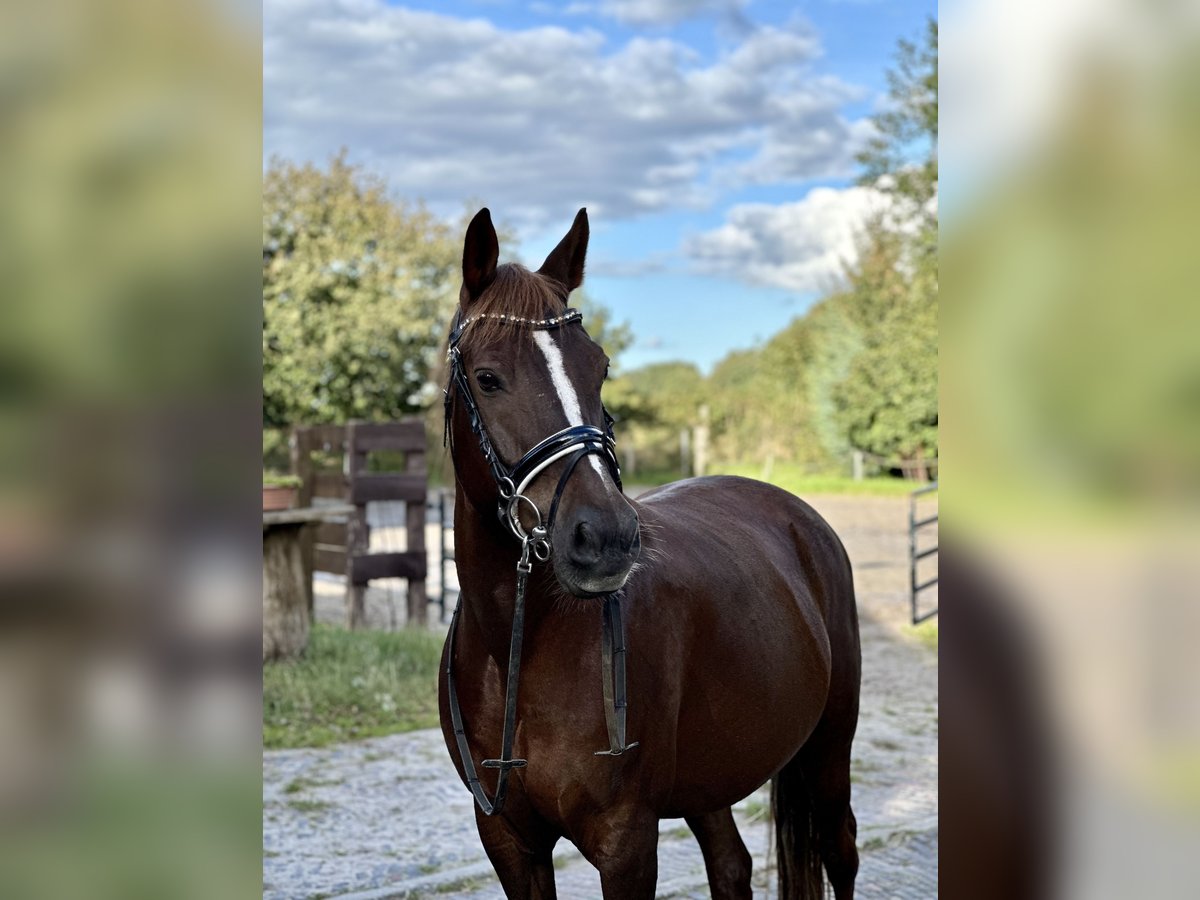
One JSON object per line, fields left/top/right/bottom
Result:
{"left": 264, "top": 0, "right": 936, "bottom": 372}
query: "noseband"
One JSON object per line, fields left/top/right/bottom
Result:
{"left": 443, "top": 307, "right": 638, "bottom": 817}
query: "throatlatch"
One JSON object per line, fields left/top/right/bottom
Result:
{"left": 443, "top": 307, "right": 638, "bottom": 816}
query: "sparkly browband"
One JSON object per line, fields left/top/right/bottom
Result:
{"left": 443, "top": 307, "right": 623, "bottom": 511}
{"left": 447, "top": 308, "right": 584, "bottom": 352}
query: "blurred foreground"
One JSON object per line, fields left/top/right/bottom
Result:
{"left": 942, "top": 0, "right": 1200, "bottom": 896}
{"left": 0, "top": 0, "right": 261, "bottom": 897}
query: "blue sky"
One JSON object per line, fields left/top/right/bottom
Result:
{"left": 264, "top": 0, "right": 935, "bottom": 371}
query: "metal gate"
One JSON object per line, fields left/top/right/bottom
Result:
{"left": 909, "top": 481, "right": 938, "bottom": 625}
{"left": 436, "top": 488, "right": 456, "bottom": 623}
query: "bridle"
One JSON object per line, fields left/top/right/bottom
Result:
{"left": 444, "top": 307, "right": 622, "bottom": 552}
{"left": 443, "top": 306, "right": 638, "bottom": 817}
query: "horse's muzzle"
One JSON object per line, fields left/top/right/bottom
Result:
{"left": 553, "top": 504, "right": 641, "bottom": 598}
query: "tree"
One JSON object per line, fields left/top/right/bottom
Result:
{"left": 833, "top": 238, "right": 937, "bottom": 472}
{"left": 833, "top": 21, "right": 939, "bottom": 477}
{"left": 607, "top": 361, "right": 705, "bottom": 474}
{"left": 856, "top": 18, "right": 938, "bottom": 226}
{"left": 263, "top": 156, "right": 633, "bottom": 431}
{"left": 263, "top": 153, "right": 461, "bottom": 427}
{"left": 576, "top": 289, "right": 634, "bottom": 367}
{"left": 791, "top": 292, "right": 866, "bottom": 466}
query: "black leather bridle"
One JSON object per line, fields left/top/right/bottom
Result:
{"left": 443, "top": 307, "right": 638, "bottom": 817}
{"left": 444, "top": 307, "right": 622, "bottom": 547}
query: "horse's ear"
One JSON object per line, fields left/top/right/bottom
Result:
{"left": 462, "top": 207, "right": 499, "bottom": 306}
{"left": 538, "top": 208, "right": 589, "bottom": 295}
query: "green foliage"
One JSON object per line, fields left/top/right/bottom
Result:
{"left": 262, "top": 152, "right": 461, "bottom": 428}
{"left": 833, "top": 20, "right": 939, "bottom": 471}
{"left": 832, "top": 223, "right": 938, "bottom": 467}
{"left": 611, "top": 361, "right": 704, "bottom": 427}
{"left": 708, "top": 348, "right": 774, "bottom": 470}
{"left": 857, "top": 18, "right": 938, "bottom": 224}
{"left": 607, "top": 361, "right": 705, "bottom": 473}
{"left": 262, "top": 156, "right": 632, "bottom": 440}
{"left": 262, "top": 473, "right": 301, "bottom": 488}
{"left": 803, "top": 294, "right": 866, "bottom": 463}
{"left": 577, "top": 289, "right": 634, "bottom": 365}
{"left": 263, "top": 624, "right": 444, "bottom": 749}
{"left": 704, "top": 299, "right": 866, "bottom": 476}
{"left": 262, "top": 427, "right": 290, "bottom": 471}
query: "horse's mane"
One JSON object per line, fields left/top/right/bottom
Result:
{"left": 453, "top": 264, "right": 569, "bottom": 352}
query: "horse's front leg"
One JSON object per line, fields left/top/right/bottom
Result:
{"left": 475, "top": 809, "right": 558, "bottom": 900}
{"left": 579, "top": 810, "right": 660, "bottom": 900}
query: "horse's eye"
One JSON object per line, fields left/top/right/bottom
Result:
{"left": 475, "top": 371, "right": 502, "bottom": 393}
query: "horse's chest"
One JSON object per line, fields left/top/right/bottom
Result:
{"left": 461, "top": 648, "right": 641, "bottom": 816}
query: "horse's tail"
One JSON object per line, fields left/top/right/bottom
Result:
{"left": 771, "top": 756, "right": 825, "bottom": 900}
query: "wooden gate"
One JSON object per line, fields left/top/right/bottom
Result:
{"left": 290, "top": 420, "right": 428, "bottom": 627}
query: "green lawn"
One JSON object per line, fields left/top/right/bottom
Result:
{"left": 707, "top": 463, "right": 923, "bottom": 497}
{"left": 623, "top": 464, "right": 927, "bottom": 497}
{"left": 905, "top": 619, "right": 939, "bottom": 652}
{"left": 264, "top": 624, "right": 445, "bottom": 750}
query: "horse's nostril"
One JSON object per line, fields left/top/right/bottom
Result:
{"left": 564, "top": 509, "right": 639, "bottom": 574}
{"left": 571, "top": 520, "right": 600, "bottom": 563}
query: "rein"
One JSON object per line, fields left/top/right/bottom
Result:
{"left": 443, "top": 307, "right": 638, "bottom": 817}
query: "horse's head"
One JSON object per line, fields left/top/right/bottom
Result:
{"left": 445, "top": 208, "right": 640, "bottom": 598}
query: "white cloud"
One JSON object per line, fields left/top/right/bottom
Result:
{"left": 596, "top": 0, "right": 746, "bottom": 27}
{"left": 264, "top": 0, "right": 866, "bottom": 227}
{"left": 684, "top": 186, "right": 888, "bottom": 292}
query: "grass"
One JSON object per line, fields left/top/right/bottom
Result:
{"left": 282, "top": 775, "right": 343, "bottom": 794}
{"left": 739, "top": 796, "right": 770, "bottom": 823}
{"left": 905, "top": 619, "right": 939, "bottom": 652}
{"left": 263, "top": 624, "right": 444, "bottom": 749}
{"left": 285, "top": 798, "right": 331, "bottom": 815}
{"left": 860, "top": 834, "right": 890, "bottom": 853}
{"left": 710, "top": 463, "right": 924, "bottom": 497}
{"left": 622, "top": 463, "right": 923, "bottom": 497}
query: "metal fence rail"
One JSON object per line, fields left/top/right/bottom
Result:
{"left": 437, "top": 489, "right": 456, "bottom": 623}
{"left": 909, "top": 481, "right": 938, "bottom": 625}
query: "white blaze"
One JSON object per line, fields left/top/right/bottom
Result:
{"left": 532, "top": 330, "right": 608, "bottom": 480}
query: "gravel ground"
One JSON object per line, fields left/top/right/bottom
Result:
{"left": 264, "top": 493, "right": 937, "bottom": 898}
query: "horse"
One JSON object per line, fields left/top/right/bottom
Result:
{"left": 438, "top": 207, "right": 861, "bottom": 900}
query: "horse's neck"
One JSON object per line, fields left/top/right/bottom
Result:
{"left": 453, "top": 483, "right": 547, "bottom": 665}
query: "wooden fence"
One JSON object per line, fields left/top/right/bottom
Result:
{"left": 290, "top": 420, "right": 428, "bottom": 627}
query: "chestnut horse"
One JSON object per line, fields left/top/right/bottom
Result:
{"left": 439, "top": 208, "right": 861, "bottom": 899}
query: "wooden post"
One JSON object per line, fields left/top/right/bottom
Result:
{"left": 693, "top": 404, "right": 710, "bottom": 477}
{"left": 405, "top": 446, "right": 427, "bottom": 627}
{"left": 263, "top": 522, "right": 311, "bottom": 660}
{"left": 345, "top": 423, "right": 368, "bottom": 629}
{"left": 852, "top": 450, "right": 864, "bottom": 482}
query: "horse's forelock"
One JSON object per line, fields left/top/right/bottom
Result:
{"left": 455, "top": 264, "right": 568, "bottom": 352}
